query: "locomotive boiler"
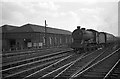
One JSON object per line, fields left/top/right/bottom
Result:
{"left": 72, "top": 27, "right": 95, "bottom": 41}
{"left": 71, "top": 26, "right": 98, "bottom": 52}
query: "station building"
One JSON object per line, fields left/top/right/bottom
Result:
{"left": 1, "top": 24, "right": 72, "bottom": 52}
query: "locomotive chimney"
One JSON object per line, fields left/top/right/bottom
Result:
{"left": 77, "top": 26, "right": 81, "bottom": 29}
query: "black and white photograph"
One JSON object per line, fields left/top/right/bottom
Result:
{"left": 0, "top": 0, "right": 120, "bottom": 79}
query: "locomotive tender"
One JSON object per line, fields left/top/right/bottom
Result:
{"left": 71, "top": 26, "right": 116, "bottom": 53}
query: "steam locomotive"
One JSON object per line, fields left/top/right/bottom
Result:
{"left": 71, "top": 26, "right": 117, "bottom": 53}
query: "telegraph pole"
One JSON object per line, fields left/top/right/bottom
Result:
{"left": 45, "top": 20, "right": 47, "bottom": 47}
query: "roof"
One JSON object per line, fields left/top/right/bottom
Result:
{"left": 87, "top": 29, "right": 98, "bottom": 32}
{"left": 0, "top": 25, "right": 18, "bottom": 33}
{"left": 2, "top": 24, "right": 71, "bottom": 35}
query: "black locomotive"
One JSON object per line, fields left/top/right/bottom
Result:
{"left": 71, "top": 26, "right": 117, "bottom": 53}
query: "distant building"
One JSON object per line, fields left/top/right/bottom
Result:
{"left": 1, "top": 24, "right": 72, "bottom": 52}
{"left": 118, "top": 1, "right": 120, "bottom": 36}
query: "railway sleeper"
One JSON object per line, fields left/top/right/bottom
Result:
{"left": 91, "top": 68, "right": 109, "bottom": 72}
{"left": 111, "top": 73, "right": 119, "bottom": 77}
{"left": 109, "top": 76, "right": 120, "bottom": 79}
{"left": 85, "top": 71, "right": 106, "bottom": 76}
{"left": 113, "top": 69, "right": 120, "bottom": 74}
{"left": 81, "top": 75, "right": 103, "bottom": 79}
{"left": 108, "top": 74, "right": 120, "bottom": 79}
{"left": 69, "top": 67, "right": 80, "bottom": 71}
{"left": 107, "top": 68, "right": 120, "bottom": 79}
{"left": 83, "top": 74, "right": 104, "bottom": 77}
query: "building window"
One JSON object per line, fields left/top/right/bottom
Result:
{"left": 55, "top": 37, "right": 57, "bottom": 45}
{"left": 43, "top": 37, "right": 45, "bottom": 44}
{"left": 60, "top": 38, "right": 62, "bottom": 44}
{"left": 66, "top": 37, "right": 67, "bottom": 43}
{"left": 49, "top": 37, "right": 52, "bottom": 45}
{"left": 33, "top": 43, "right": 37, "bottom": 47}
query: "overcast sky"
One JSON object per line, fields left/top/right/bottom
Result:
{"left": 1, "top": 0, "right": 119, "bottom": 36}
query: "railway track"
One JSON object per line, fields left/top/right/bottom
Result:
{"left": 1, "top": 49, "right": 73, "bottom": 79}
{"left": 52, "top": 47, "right": 111, "bottom": 79}
{"left": 23, "top": 47, "right": 107, "bottom": 79}
{"left": 103, "top": 59, "right": 120, "bottom": 79}
{"left": 2, "top": 48, "right": 71, "bottom": 64}
{"left": 2, "top": 49, "right": 73, "bottom": 69}
{"left": 2, "top": 45, "right": 118, "bottom": 79}
{"left": 23, "top": 52, "right": 87, "bottom": 79}
{"left": 36, "top": 45, "right": 116, "bottom": 79}
{"left": 2, "top": 50, "right": 35, "bottom": 57}
{"left": 2, "top": 47, "right": 68, "bottom": 58}
{"left": 72, "top": 48, "right": 120, "bottom": 79}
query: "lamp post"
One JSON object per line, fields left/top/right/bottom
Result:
{"left": 45, "top": 20, "right": 47, "bottom": 47}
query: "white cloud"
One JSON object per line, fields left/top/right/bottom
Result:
{"left": 73, "top": 8, "right": 102, "bottom": 29}
{"left": 2, "top": 0, "right": 119, "bottom": 2}
{"left": 38, "top": 1, "right": 59, "bottom": 11}
{"left": 1, "top": 1, "right": 118, "bottom": 36}
{"left": 68, "top": 11, "right": 80, "bottom": 26}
